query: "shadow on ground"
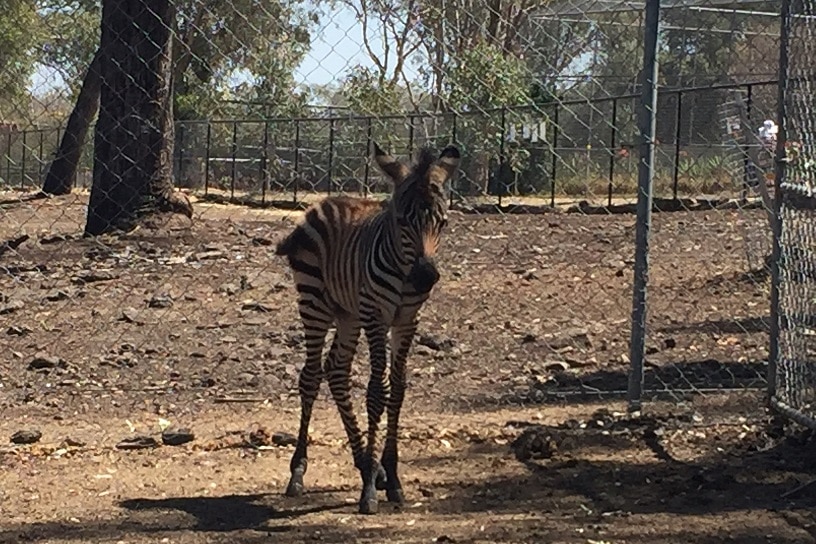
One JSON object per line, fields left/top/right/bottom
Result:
{"left": 459, "top": 358, "right": 769, "bottom": 409}
{"left": 2, "top": 420, "right": 815, "bottom": 543}
{"left": 657, "top": 315, "right": 770, "bottom": 335}
{"left": 427, "top": 418, "right": 816, "bottom": 542}
{"left": 0, "top": 493, "right": 353, "bottom": 543}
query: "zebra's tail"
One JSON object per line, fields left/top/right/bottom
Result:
{"left": 275, "top": 226, "right": 310, "bottom": 258}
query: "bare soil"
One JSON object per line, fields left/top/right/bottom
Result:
{"left": 0, "top": 190, "right": 813, "bottom": 544}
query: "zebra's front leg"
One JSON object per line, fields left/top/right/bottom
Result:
{"left": 322, "top": 321, "right": 373, "bottom": 514}
{"left": 285, "top": 315, "right": 330, "bottom": 498}
{"left": 361, "top": 320, "right": 390, "bottom": 512}
{"left": 380, "top": 319, "right": 418, "bottom": 505}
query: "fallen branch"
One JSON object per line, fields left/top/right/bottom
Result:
{"left": 780, "top": 478, "right": 816, "bottom": 499}
{"left": 213, "top": 396, "right": 268, "bottom": 404}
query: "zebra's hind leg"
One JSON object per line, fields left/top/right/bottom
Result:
{"left": 285, "top": 300, "right": 331, "bottom": 498}
{"left": 375, "top": 463, "right": 388, "bottom": 490}
{"left": 380, "top": 319, "right": 418, "bottom": 505}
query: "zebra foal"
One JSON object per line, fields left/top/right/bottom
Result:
{"left": 275, "top": 142, "right": 460, "bottom": 514}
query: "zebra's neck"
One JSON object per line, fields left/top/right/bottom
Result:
{"left": 365, "top": 208, "right": 413, "bottom": 279}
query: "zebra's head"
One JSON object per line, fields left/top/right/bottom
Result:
{"left": 373, "top": 142, "right": 461, "bottom": 293}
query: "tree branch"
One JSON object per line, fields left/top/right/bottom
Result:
{"left": 386, "top": 0, "right": 420, "bottom": 87}
{"left": 344, "top": 0, "right": 387, "bottom": 75}
{"left": 173, "top": 8, "right": 207, "bottom": 84}
{"left": 503, "top": 0, "right": 533, "bottom": 57}
{"left": 378, "top": 3, "right": 391, "bottom": 82}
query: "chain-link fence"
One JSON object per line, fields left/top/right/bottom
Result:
{"left": 1, "top": 0, "right": 814, "bottom": 541}
{"left": 769, "top": 0, "right": 816, "bottom": 430}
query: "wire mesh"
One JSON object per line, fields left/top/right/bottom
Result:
{"left": 639, "top": 1, "right": 781, "bottom": 402}
{"left": 770, "top": 0, "right": 816, "bottom": 430}
{"left": 0, "top": 0, "right": 806, "bottom": 540}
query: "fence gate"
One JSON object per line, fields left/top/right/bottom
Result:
{"left": 770, "top": 0, "right": 816, "bottom": 429}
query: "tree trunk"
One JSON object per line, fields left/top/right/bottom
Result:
{"left": 85, "top": 0, "right": 191, "bottom": 236}
{"left": 41, "top": 49, "right": 102, "bottom": 196}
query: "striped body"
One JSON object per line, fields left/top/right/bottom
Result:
{"left": 276, "top": 144, "right": 461, "bottom": 514}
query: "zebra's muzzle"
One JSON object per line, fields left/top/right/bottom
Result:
{"left": 407, "top": 257, "right": 440, "bottom": 294}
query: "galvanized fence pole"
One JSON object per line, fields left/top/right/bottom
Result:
{"left": 408, "top": 115, "right": 415, "bottom": 155}
{"left": 550, "top": 103, "right": 559, "bottom": 208}
{"left": 627, "top": 0, "right": 661, "bottom": 412}
{"left": 768, "top": 0, "right": 791, "bottom": 404}
{"left": 363, "top": 117, "right": 372, "bottom": 198}
{"left": 498, "top": 106, "right": 507, "bottom": 207}
{"left": 38, "top": 130, "right": 44, "bottom": 180}
{"left": 328, "top": 118, "right": 335, "bottom": 195}
{"left": 203, "top": 122, "right": 211, "bottom": 195}
{"left": 672, "top": 91, "right": 683, "bottom": 201}
{"left": 21, "top": 130, "right": 27, "bottom": 189}
{"left": 608, "top": 98, "right": 618, "bottom": 207}
{"left": 6, "top": 132, "right": 11, "bottom": 183}
{"left": 178, "top": 122, "right": 186, "bottom": 186}
{"left": 230, "top": 121, "right": 238, "bottom": 199}
{"left": 293, "top": 120, "right": 300, "bottom": 204}
{"left": 450, "top": 115, "right": 458, "bottom": 208}
{"left": 261, "top": 120, "right": 269, "bottom": 204}
{"left": 740, "top": 84, "right": 755, "bottom": 205}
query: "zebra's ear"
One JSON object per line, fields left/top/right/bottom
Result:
{"left": 426, "top": 145, "right": 461, "bottom": 187}
{"left": 373, "top": 142, "right": 410, "bottom": 184}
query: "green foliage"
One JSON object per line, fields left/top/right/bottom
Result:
{"left": 0, "top": 0, "right": 42, "bottom": 118}
{"left": 172, "top": 0, "right": 318, "bottom": 119}
{"left": 529, "top": 81, "right": 556, "bottom": 108}
{"left": 13, "top": 0, "right": 318, "bottom": 122}
{"left": 340, "top": 65, "right": 404, "bottom": 116}
{"left": 445, "top": 42, "right": 531, "bottom": 111}
{"left": 38, "top": 0, "right": 100, "bottom": 90}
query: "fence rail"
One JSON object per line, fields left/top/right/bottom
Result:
{"left": 2, "top": 80, "right": 780, "bottom": 209}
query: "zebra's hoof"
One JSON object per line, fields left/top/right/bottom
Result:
{"left": 375, "top": 464, "right": 388, "bottom": 490}
{"left": 386, "top": 487, "right": 405, "bottom": 505}
{"left": 359, "top": 497, "right": 379, "bottom": 515}
{"left": 285, "top": 479, "right": 304, "bottom": 497}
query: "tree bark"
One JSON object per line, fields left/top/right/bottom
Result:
{"left": 41, "top": 49, "right": 102, "bottom": 196}
{"left": 85, "top": 0, "right": 191, "bottom": 236}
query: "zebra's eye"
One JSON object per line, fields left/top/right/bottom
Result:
{"left": 397, "top": 216, "right": 410, "bottom": 227}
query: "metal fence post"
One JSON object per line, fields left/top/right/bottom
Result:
{"left": 672, "top": 91, "right": 683, "bottom": 201}
{"left": 293, "top": 120, "right": 300, "bottom": 203}
{"left": 363, "top": 117, "right": 372, "bottom": 198}
{"left": 550, "top": 104, "right": 560, "bottom": 208}
{"left": 498, "top": 106, "right": 507, "bottom": 207}
{"left": 38, "top": 130, "right": 44, "bottom": 180}
{"left": 328, "top": 118, "right": 335, "bottom": 195}
{"left": 627, "top": 0, "right": 661, "bottom": 412}
{"left": 408, "top": 115, "right": 415, "bottom": 154}
{"left": 608, "top": 99, "right": 618, "bottom": 207}
{"left": 450, "top": 115, "right": 458, "bottom": 207}
{"left": 741, "top": 84, "right": 755, "bottom": 205}
{"left": 261, "top": 120, "right": 269, "bottom": 204}
{"left": 6, "top": 131, "right": 11, "bottom": 184}
{"left": 21, "top": 130, "right": 27, "bottom": 189}
{"left": 230, "top": 121, "right": 238, "bottom": 199}
{"left": 204, "top": 121, "right": 211, "bottom": 195}
{"left": 768, "top": 0, "right": 792, "bottom": 404}
{"left": 178, "top": 122, "right": 186, "bottom": 186}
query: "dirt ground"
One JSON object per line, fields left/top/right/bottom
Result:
{"left": 1, "top": 190, "right": 814, "bottom": 544}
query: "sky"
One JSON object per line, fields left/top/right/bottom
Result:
{"left": 292, "top": 5, "right": 420, "bottom": 88}
{"left": 29, "top": 5, "right": 420, "bottom": 98}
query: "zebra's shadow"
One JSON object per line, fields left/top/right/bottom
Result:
{"left": 119, "top": 491, "right": 346, "bottom": 532}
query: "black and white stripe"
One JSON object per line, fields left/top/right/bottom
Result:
{"left": 275, "top": 143, "right": 461, "bottom": 514}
